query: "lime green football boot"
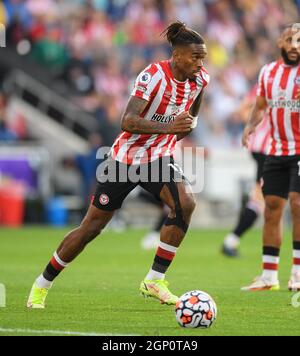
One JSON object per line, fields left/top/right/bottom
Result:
{"left": 140, "top": 279, "right": 179, "bottom": 305}
{"left": 27, "top": 283, "right": 49, "bottom": 309}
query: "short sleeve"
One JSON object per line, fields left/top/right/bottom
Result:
{"left": 201, "top": 68, "right": 210, "bottom": 88}
{"left": 256, "top": 65, "right": 267, "bottom": 98}
{"left": 196, "top": 68, "right": 210, "bottom": 92}
{"left": 131, "top": 64, "right": 161, "bottom": 102}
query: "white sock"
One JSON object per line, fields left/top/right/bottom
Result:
{"left": 292, "top": 265, "right": 300, "bottom": 274}
{"left": 262, "top": 255, "right": 279, "bottom": 282}
{"left": 292, "top": 249, "right": 300, "bottom": 274}
{"left": 35, "top": 274, "right": 53, "bottom": 289}
{"left": 224, "top": 233, "right": 240, "bottom": 249}
{"left": 145, "top": 269, "right": 165, "bottom": 281}
{"left": 262, "top": 269, "right": 278, "bottom": 281}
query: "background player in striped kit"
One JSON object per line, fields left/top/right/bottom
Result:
{"left": 222, "top": 84, "right": 271, "bottom": 257}
{"left": 27, "top": 21, "right": 209, "bottom": 308}
{"left": 241, "top": 24, "right": 300, "bottom": 291}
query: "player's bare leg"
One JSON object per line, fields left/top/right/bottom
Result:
{"left": 288, "top": 192, "right": 300, "bottom": 291}
{"left": 263, "top": 195, "right": 286, "bottom": 248}
{"left": 56, "top": 206, "right": 114, "bottom": 262}
{"left": 242, "top": 195, "right": 286, "bottom": 291}
{"left": 27, "top": 205, "right": 115, "bottom": 308}
{"left": 140, "top": 181, "right": 196, "bottom": 304}
{"left": 159, "top": 182, "right": 196, "bottom": 247}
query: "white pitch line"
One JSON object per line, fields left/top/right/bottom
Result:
{"left": 0, "top": 327, "right": 138, "bottom": 336}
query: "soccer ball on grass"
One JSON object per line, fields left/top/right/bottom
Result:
{"left": 175, "top": 290, "right": 217, "bottom": 328}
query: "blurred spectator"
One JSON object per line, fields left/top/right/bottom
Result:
{"left": 0, "top": 119, "right": 17, "bottom": 141}
{"left": 30, "top": 27, "right": 69, "bottom": 76}
{"left": 4, "top": 0, "right": 32, "bottom": 29}
{"left": 0, "top": 94, "right": 17, "bottom": 142}
{"left": 207, "top": 1, "right": 243, "bottom": 53}
{"left": 26, "top": 0, "right": 58, "bottom": 18}
{"left": 0, "top": 1, "right": 7, "bottom": 24}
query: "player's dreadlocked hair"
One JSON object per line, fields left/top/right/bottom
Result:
{"left": 162, "top": 21, "right": 204, "bottom": 48}
{"left": 282, "top": 23, "right": 300, "bottom": 32}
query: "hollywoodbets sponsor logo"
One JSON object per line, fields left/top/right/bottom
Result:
{"left": 150, "top": 113, "right": 176, "bottom": 124}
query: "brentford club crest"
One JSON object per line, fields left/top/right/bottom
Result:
{"left": 99, "top": 194, "right": 109, "bottom": 205}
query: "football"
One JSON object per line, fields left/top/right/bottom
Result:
{"left": 175, "top": 290, "right": 217, "bottom": 328}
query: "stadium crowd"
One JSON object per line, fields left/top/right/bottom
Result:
{"left": 0, "top": 0, "right": 299, "bottom": 148}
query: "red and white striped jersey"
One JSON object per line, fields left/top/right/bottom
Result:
{"left": 257, "top": 59, "right": 300, "bottom": 156}
{"left": 111, "top": 60, "right": 209, "bottom": 165}
{"left": 247, "top": 85, "right": 271, "bottom": 154}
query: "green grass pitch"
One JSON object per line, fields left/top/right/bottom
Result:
{"left": 0, "top": 226, "right": 299, "bottom": 336}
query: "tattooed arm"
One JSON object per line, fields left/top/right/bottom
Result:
{"left": 121, "top": 96, "right": 192, "bottom": 135}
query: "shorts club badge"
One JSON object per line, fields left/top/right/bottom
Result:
{"left": 99, "top": 194, "right": 109, "bottom": 206}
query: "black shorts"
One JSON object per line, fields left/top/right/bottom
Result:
{"left": 251, "top": 152, "right": 266, "bottom": 183}
{"left": 262, "top": 155, "right": 300, "bottom": 199}
{"left": 92, "top": 156, "right": 186, "bottom": 211}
